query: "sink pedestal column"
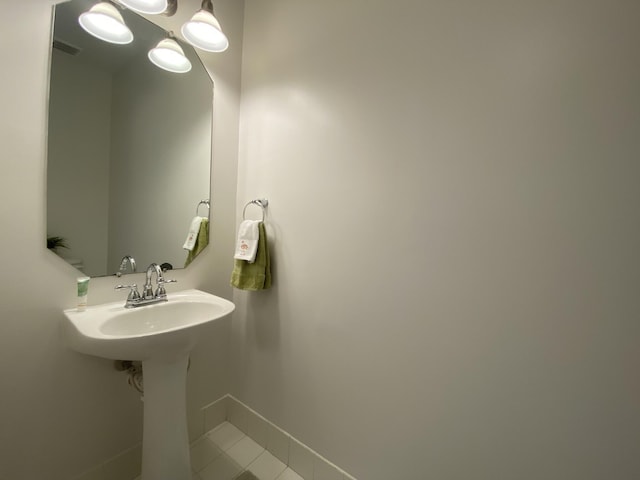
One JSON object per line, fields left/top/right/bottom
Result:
{"left": 141, "top": 353, "right": 191, "bottom": 480}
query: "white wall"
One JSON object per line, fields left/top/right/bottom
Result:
{"left": 0, "top": 0, "right": 243, "bottom": 478}
{"left": 234, "top": 1, "right": 640, "bottom": 479}
{"left": 4, "top": 1, "right": 639, "bottom": 478}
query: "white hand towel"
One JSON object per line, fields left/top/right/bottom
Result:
{"left": 183, "top": 216, "right": 204, "bottom": 251}
{"left": 234, "top": 220, "right": 260, "bottom": 263}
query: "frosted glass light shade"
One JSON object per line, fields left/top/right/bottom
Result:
{"left": 78, "top": 2, "right": 133, "bottom": 44}
{"left": 181, "top": 9, "right": 229, "bottom": 52}
{"left": 148, "top": 38, "right": 192, "bottom": 73}
{"left": 118, "top": 0, "right": 167, "bottom": 15}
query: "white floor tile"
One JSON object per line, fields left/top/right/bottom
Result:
{"left": 207, "top": 422, "right": 246, "bottom": 451}
{"left": 226, "top": 436, "right": 265, "bottom": 469}
{"left": 191, "top": 437, "right": 223, "bottom": 472}
{"left": 247, "top": 451, "right": 287, "bottom": 480}
{"left": 199, "top": 453, "right": 243, "bottom": 480}
{"left": 275, "top": 468, "right": 304, "bottom": 480}
{"left": 235, "top": 472, "right": 260, "bottom": 480}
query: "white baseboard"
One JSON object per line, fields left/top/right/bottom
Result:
{"left": 201, "top": 394, "right": 357, "bottom": 480}
{"left": 73, "top": 394, "right": 357, "bottom": 480}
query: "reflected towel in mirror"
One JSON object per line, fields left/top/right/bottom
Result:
{"left": 184, "top": 218, "right": 209, "bottom": 267}
{"left": 183, "top": 216, "right": 205, "bottom": 251}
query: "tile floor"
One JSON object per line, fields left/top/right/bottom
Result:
{"left": 136, "top": 422, "right": 304, "bottom": 480}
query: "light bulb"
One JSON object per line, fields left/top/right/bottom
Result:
{"left": 181, "top": 9, "right": 229, "bottom": 52}
{"left": 148, "top": 38, "right": 192, "bottom": 73}
{"left": 118, "top": 0, "right": 168, "bottom": 15}
{"left": 78, "top": 2, "right": 133, "bottom": 45}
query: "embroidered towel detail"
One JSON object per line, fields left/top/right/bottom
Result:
{"left": 183, "top": 216, "right": 205, "bottom": 251}
{"left": 234, "top": 220, "right": 260, "bottom": 263}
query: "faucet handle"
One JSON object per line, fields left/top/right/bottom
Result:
{"left": 155, "top": 278, "right": 177, "bottom": 297}
{"left": 115, "top": 284, "right": 141, "bottom": 303}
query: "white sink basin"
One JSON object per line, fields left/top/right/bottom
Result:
{"left": 63, "top": 288, "right": 235, "bottom": 360}
{"left": 63, "top": 288, "right": 235, "bottom": 480}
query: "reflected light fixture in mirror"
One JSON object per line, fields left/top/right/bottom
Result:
{"left": 148, "top": 33, "right": 192, "bottom": 73}
{"left": 78, "top": 2, "right": 134, "bottom": 44}
{"left": 118, "top": 0, "right": 168, "bottom": 15}
{"left": 182, "top": 0, "right": 229, "bottom": 53}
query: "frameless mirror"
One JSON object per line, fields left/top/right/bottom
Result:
{"left": 47, "top": 0, "right": 213, "bottom": 277}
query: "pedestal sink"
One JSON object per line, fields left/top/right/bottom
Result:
{"left": 62, "top": 289, "right": 235, "bottom": 480}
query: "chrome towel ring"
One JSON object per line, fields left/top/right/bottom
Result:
{"left": 196, "top": 199, "right": 210, "bottom": 217}
{"left": 242, "top": 198, "right": 269, "bottom": 221}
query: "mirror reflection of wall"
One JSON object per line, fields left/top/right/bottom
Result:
{"left": 47, "top": 0, "right": 213, "bottom": 277}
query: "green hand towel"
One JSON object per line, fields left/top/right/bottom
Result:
{"left": 231, "top": 222, "right": 272, "bottom": 290}
{"left": 184, "top": 218, "right": 209, "bottom": 267}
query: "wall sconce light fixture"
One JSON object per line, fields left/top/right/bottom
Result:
{"left": 148, "top": 33, "right": 192, "bottom": 73}
{"left": 117, "top": 0, "right": 177, "bottom": 16}
{"left": 78, "top": 2, "right": 134, "bottom": 44}
{"left": 118, "top": 0, "right": 167, "bottom": 15}
{"left": 77, "top": 0, "right": 226, "bottom": 73}
{"left": 181, "top": 0, "right": 229, "bottom": 52}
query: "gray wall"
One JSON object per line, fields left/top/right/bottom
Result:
{"left": 108, "top": 54, "right": 211, "bottom": 273}
{"left": 48, "top": 49, "right": 111, "bottom": 275}
{"left": 0, "top": 0, "right": 243, "bottom": 479}
{"left": 234, "top": 1, "right": 640, "bottom": 479}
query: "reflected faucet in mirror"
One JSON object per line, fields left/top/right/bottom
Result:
{"left": 116, "top": 255, "right": 137, "bottom": 277}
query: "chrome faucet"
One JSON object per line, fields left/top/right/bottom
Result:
{"left": 116, "top": 255, "right": 137, "bottom": 277}
{"left": 142, "top": 263, "right": 163, "bottom": 299}
{"left": 115, "top": 262, "right": 176, "bottom": 308}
